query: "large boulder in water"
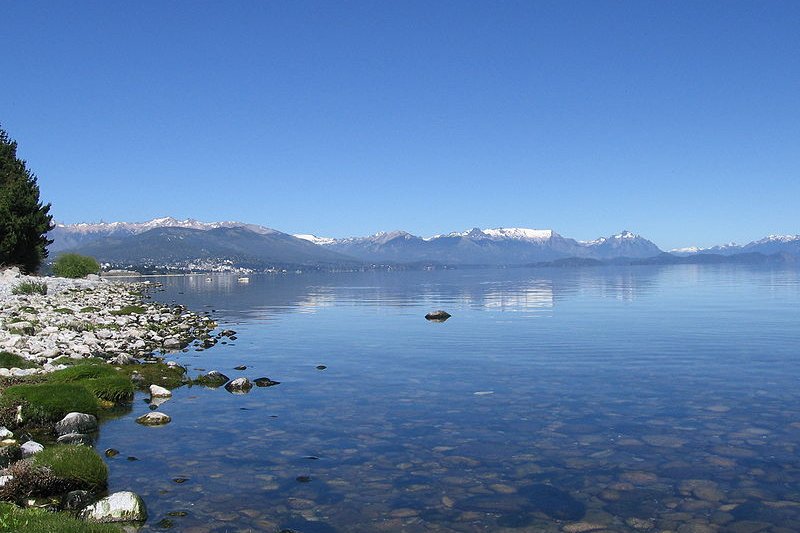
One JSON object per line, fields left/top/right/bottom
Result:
{"left": 80, "top": 491, "right": 147, "bottom": 522}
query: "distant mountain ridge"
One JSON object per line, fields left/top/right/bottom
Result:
{"left": 48, "top": 217, "right": 800, "bottom": 270}
{"left": 670, "top": 234, "right": 800, "bottom": 257}
{"left": 293, "top": 227, "right": 662, "bottom": 264}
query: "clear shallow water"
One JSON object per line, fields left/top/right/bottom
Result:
{"left": 96, "top": 265, "right": 800, "bottom": 532}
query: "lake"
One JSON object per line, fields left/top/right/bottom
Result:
{"left": 96, "top": 265, "right": 800, "bottom": 532}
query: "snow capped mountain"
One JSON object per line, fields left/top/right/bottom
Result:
{"left": 56, "top": 217, "right": 277, "bottom": 236}
{"left": 293, "top": 234, "right": 337, "bottom": 246}
{"left": 442, "top": 227, "right": 554, "bottom": 241}
{"left": 670, "top": 235, "right": 799, "bottom": 257}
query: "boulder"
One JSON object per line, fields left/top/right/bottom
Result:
{"left": 136, "top": 412, "right": 171, "bottom": 426}
{"left": 163, "top": 337, "right": 181, "bottom": 349}
{"left": 80, "top": 491, "right": 147, "bottom": 523}
{"left": 55, "top": 412, "right": 98, "bottom": 436}
{"left": 224, "top": 377, "right": 252, "bottom": 393}
{"left": 21, "top": 440, "right": 44, "bottom": 457}
{"left": 149, "top": 384, "right": 172, "bottom": 398}
{"left": 194, "top": 370, "right": 229, "bottom": 387}
{"left": 425, "top": 310, "right": 451, "bottom": 321}
{"left": 254, "top": 377, "right": 280, "bottom": 387}
{"left": 0, "top": 427, "right": 13, "bottom": 439}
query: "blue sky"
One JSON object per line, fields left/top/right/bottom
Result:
{"left": 2, "top": 1, "right": 798, "bottom": 249}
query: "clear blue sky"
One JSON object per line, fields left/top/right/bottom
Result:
{"left": 2, "top": 1, "right": 798, "bottom": 249}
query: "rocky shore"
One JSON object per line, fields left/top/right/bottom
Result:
{"left": 0, "top": 267, "right": 220, "bottom": 529}
{"left": 0, "top": 267, "right": 217, "bottom": 374}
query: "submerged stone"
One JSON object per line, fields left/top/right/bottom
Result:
{"left": 517, "top": 483, "right": 586, "bottom": 521}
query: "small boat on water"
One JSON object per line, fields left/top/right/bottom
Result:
{"left": 237, "top": 277, "right": 250, "bottom": 283}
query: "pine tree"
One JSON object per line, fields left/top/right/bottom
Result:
{"left": 0, "top": 126, "right": 54, "bottom": 273}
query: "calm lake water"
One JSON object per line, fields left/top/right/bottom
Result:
{"left": 96, "top": 265, "right": 800, "bottom": 532}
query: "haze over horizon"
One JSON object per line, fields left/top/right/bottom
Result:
{"left": 3, "top": 1, "right": 799, "bottom": 250}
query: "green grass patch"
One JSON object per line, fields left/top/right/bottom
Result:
{"left": 82, "top": 376, "right": 134, "bottom": 403}
{"left": 118, "top": 363, "right": 187, "bottom": 390}
{"left": 10, "top": 281, "right": 47, "bottom": 296}
{"left": 31, "top": 445, "right": 108, "bottom": 491}
{"left": 0, "top": 384, "right": 100, "bottom": 424}
{"left": 0, "top": 503, "right": 122, "bottom": 532}
{"left": 53, "top": 308, "right": 74, "bottom": 314}
{"left": 52, "top": 254, "right": 100, "bottom": 279}
{"left": 0, "top": 352, "right": 38, "bottom": 369}
{"left": 46, "top": 365, "right": 133, "bottom": 404}
{"left": 50, "top": 356, "right": 106, "bottom": 367}
{"left": 109, "top": 305, "right": 147, "bottom": 316}
{"left": 18, "top": 306, "right": 38, "bottom": 314}
{"left": 79, "top": 306, "right": 101, "bottom": 313}
{"left": 47, "top": 365, "right": 118, "bottom": 383}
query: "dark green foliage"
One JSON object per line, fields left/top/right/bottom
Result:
{"left": 32, "top": 445, "right": 108, "bottom": 491}
{"left": 0, "top": 127, "right": 54, "bottom": 274}
{"left": 0, "top": 383, "right": 100, "bottom": 424}
{"left": 10, "top": 280, "right": 47, "bottom": 295}
{"left": 109, "top": 305, "right": 146, "bottom": 316}
{"left": 0, "top": 502, "right": 121, "bottom": 533}
{"left": 0, "top": 351, "right": 38, "bottom": 369}
{"left": 52, "top": 253, "right": 100, "bottom": 278}
{"left": 50, "top": 356, "right": 105, "bottom": 366}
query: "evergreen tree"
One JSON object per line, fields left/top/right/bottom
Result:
{"left": 0, "top": 126, "right": 54, "bottom": 273}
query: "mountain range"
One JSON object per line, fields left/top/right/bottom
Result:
{"left": 47, "top": 218, "right": 800, "bottom": 271}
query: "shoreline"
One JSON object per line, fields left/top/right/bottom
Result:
{"left": 0, "top": 267, "right": 220, "bottom": 528}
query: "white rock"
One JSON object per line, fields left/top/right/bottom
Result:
{"left": 0, "top": 475, "right": 13, "bottom": 488}
{"left": 55, "top": 412, "right": 98, "bottom": 436}
{"left": 21, "top": 440, "right": 43, "bottom": 457}
{"left": 0, "top": 427, "right": 13, "bottom": 439}
{"left": 136, "top": 412, "right": 171, "bottom": 425}
{"left": 80, "top": 491, "right": 147, "bottom": 523}
{"left": 149, "top": 384, "right": 172, "bottom": 398}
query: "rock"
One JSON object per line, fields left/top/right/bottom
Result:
{"left": 110, "top": 353, "right": 138, "bottom": 365}
{"left": 234, "top": 365, "right": 247, "bottom": 370}
{"left": 57, "top": 433, "right": 93, "bottom": 446}
{"left": 63, "top": 490, "right": 92, "bottom": 511}
{"left": 163, "top": 337, "right": 181, "bottom": 349}
{"left": 0, "top": 475, "right": 13, "bottom": 488}
{"left": 0, "top": 427, "right": 13, "bottom": 439}
{"left": 105, "top": 448, "right": 120, "bottom": 457}
{"left": 136, "top": 412, "right": 171, "bottom": 426}
{"left": 55, "top": 412, "right": 98, "bottom": 436}
{"left": 316, "top": 365, "right": 327, "bottom": 370}
{"left": 194, "top": 370, "right": 229, "bottom": 387}
{"left": 254, "top": 377, "right": 280, "bottom": 387}
{"left": 80, "top": 491, "right": 148, "bottom": 523}
{"left": 225, "top": 377, "right": 252, "bottom": 393}
{"left": 21, "top": 440, "right": 44, "bottom": 457}
{"left": 425, "top": 310, "right": 451, "bottom": 321}
{"left": 149, "top": 384, "right": 172, "bottom": 398}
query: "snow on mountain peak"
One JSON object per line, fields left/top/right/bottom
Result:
{"left": 293, "top": 234, "right": 337, "bottom": 246}
{"left": 56, "top": 217, "right": 278, "bottom": 235}
{"left": 445, "top": 227, "right": 553, "bottom": 241}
